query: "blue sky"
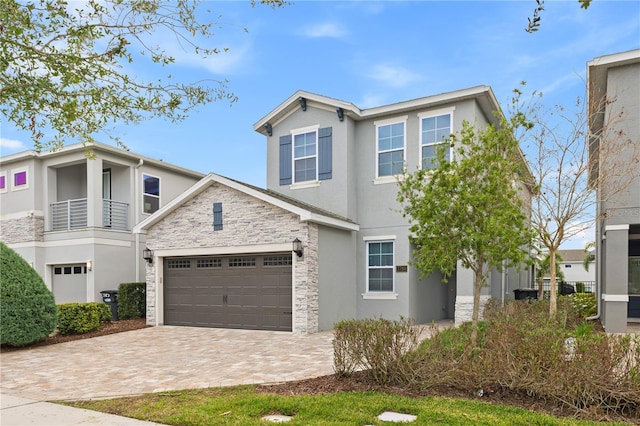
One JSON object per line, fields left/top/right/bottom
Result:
{"left": 1, "top": 0, "right": 639, "bottom": 247}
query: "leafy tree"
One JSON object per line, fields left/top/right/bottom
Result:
{"left": 514, "top": 84, "right": 639, "bottom": 315}
{"left": 397, "top": 114, "right": 533, "bottom": 346}
{"left": 526, "top": 0, "right": 592, "bottom": 33}
{"left": 0, "top": 0, "right": 284, "bottom": 151}
{"left": 0, "top": 242, "right": 58, "bottom": 346}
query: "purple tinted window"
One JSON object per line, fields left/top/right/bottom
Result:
{"left": 0, "top": 175, "right": 5, "bottom": 189}
{"left": 14, "top": 171, "right": 27, "bottom": 186}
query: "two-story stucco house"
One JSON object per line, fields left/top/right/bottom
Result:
{"left": 135, "top": 86, "right": 533, "bottom": 334}
{"left": 0, "top": 142, "right": 203, "bottom": 303}
{"left": 588, "top": 49, "right": 640, "bottom": 333}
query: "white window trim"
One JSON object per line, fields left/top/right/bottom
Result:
{"left": 291, "top": 125, "right": 320, "bottom": 184}
{"left": 365, "top": 238, "right": 396, "bottom": 295}
{"left": 10, "top": 167, "right": 29, "bottom": 191}
{"left": 374, "top": 116, "right": 407, "bottom": 179}
{"left": 142, "top": 172, "right": 161, "bottom": 215}
{"left": 0, "top": 170, "right": 7, "bottom": 193}
{"left": 418, "top": 108, "right": 455, "bottom": 170}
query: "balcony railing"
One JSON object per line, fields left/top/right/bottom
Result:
{"left": 51, "top": 199, "right": 88, "bottom": 231}
{"left": 102, "top": 199, "right": 129, "bottom": 230}
{"left": 50, "top": 198, "right": 129, "bottom": 231}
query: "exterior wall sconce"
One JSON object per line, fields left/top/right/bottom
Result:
{"left": 298, "top": 97, "right": 307, "bottom": 111}
{"left": 264, "top": 123, "right": 273, "bottom": 136}
{"left": 336, "top": 107, "right": 344, "bottom": 122}
{"left": 142, "top": 247, "right": 154, "bottom": 264}
{"left": 86, "top": 260, "right": 93, "bottom": 271}
{"left": 292, "top": 238, "right": 303, "bottom": 258}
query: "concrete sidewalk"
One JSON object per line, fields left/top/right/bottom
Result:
{"left": 1, "top": 394, "right": 163, "bottom": 425}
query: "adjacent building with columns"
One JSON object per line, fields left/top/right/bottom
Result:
{"left": 588, "top": 49, "right": 640, "bottom": 332}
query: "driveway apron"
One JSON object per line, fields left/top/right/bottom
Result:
{"left": 0, "top": 326, "right": 335, "bottom": 401}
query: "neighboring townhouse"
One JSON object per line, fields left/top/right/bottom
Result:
{"left": 0, "top": 142, "right": 203, "bottom": 304}
{"left": 541, "top": 249, "right": 596, "bottom": 292}
{"left": 588, "top": 49, "right": 640, "bottom": 332}
{"left": 136, "top": 86, "right": 533, "bottom": 333}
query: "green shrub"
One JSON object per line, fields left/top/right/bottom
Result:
{"left": 117, "top": 282, "right": 146, "bottom": 320}
{"left": 568, "top": 292, "right": 597, "bottom": 317}
{"left": 333, "top": 317, "right": 419, "bottom": 385}
{"left": 0, "top": 242, "right": 57, "bottom": 346}
{"left": 57, "top": 302, "right": 110, "bottom": 335}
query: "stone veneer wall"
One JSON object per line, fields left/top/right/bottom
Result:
{"left": 454, "top": 295, "right": 491, "bottom": 326}
{"left": 0, "top": 215, "right": 44, "bottom": 243}
{"left": 144, "top": 183, "right": 321, "bottom": 334}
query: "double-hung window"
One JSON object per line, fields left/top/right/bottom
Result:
{"left": 376, "top": 118, "right": 406, "bottom": 177}
{"left": 367, "top": 241, "right": 395, "bottom": 292}
{"left": 420, "top": 111, "right": 452, "bottom": 170}
{"left": 142, "top": 174, "right": 160, "bottom": 214}
{"left": 293, "top": 129, "right": 317, "bottom": 183}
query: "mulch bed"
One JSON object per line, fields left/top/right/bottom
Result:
{"left": 0, "top": 318, "right": 148, "bottom": 352}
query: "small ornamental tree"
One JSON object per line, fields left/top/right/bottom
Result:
{"left": 0, "top": 242, "right": 58, "bottom": 346}
{"left": 398, "top": 115, "right": 533, "bottom": 346}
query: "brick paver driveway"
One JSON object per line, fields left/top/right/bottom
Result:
{"left": 0, "top": 326, "right": 335, "bottom": 401}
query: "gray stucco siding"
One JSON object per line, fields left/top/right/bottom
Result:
{"left": 317, "top": 225, "right": 357, "bottom": 330}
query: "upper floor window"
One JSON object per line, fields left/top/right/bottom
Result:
{"left": 11, "top": 167, "right": 29, "bottom": 191}
{"left": 293, "top": 130, "right": 317, "bottom": 183}
{"left": 279, "top": 126, "right": 332, "bottom": 186}
{"left": 0, "top": 171, "right": 6, "bottom": 193}
{"left": 367, "top": 240, "right": 395, "bottom": 292}
{"left": 375, "top": 118, "right": 406, "bottom": 177}
{"left": 143, "top": 174, "right": 160, "bottom": 214}
{"left": 420, "top": 111, "right": 452, "bottom": 170}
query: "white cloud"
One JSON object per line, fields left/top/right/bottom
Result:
{"left": 302, "top": 23, "right": 348, "bottom": 39}
{"left": 559, "top": 222, "right": 595, "bottom": 250}
{"left": 171, "top": 43, "right": 252, "bottom": 75}
{"left": 365, "top": 64, "right": 421, "bottom": 88}
{"left": 0, "top": 138, "right": 25, "bottom": 150}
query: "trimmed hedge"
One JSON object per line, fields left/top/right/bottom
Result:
{"left": 117, "top": 282, "right": 146, "bottom": 320}
{"left": 57, "top": 302, "right": 111, "bottom": 335}
{"left": 0, "top": 242, "right": 58, "bottom": 346}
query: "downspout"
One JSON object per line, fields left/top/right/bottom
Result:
{"left": 501, "top": 261, "right": 506, "bottom": 307}
{"left": 134, "top": 159, "right": 144, "bottom": 281}
{"left": 586, "top": 202, "right": 603, "bottom": 321}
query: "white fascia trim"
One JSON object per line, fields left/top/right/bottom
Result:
{"left": 303, "top": 212, "right": 360, "bottom": 231}
{"left": 9, "top": 238, "right": 132, "bottom": 248}
{"left": 602, "top": 294, "right": 630, "bottom": 302}
{"left": 605, "top": 224, "right": 630, "bottom": 231}
{"left": 153, "top": 243, "right": 292, "bottom": 258}
{"left": 362, "top": 293, "right": 398, "bottom": 300}
{"left": 363, "top": 235, "right": 397, "bottom": 241}
{"left": 290, "top": 181, "right": 321, "bottom": 190}
{"left": 588, "top": 49, "right": 640, "bottom": 67}
{"left": 0, "top": 210, "right": 44, "bottom": 220}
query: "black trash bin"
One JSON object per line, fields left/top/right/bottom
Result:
{"left": 514, "top": 288, "right": 538, "bottom": 300}
{"left": 100, "top": 290, "right": 119, "bottom": 321}
{"left": 560, "top": 283, "right": 575, "bottom": 295}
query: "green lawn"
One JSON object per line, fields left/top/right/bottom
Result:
{"left": 64, "top": 385, "right": 628, "bottom": 425}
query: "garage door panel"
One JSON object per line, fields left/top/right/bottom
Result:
{"left": 164, "top": 254, "right": 292, "bottom": 331}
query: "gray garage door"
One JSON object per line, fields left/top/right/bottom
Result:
{"left": 52, "top": 264, "right": 87, "bottom": 303}
{"left": 164, "top": 254, "right": 292, "bottom": 331}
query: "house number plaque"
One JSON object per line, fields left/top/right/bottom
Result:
{"left": 396, "top": 265, "right": 408, "bottom": 273}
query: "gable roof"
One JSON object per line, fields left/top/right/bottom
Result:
{"left": 133, "top": 173, "right": 359, "bottom": 233}
{"left": 0, "top": 141, "right": 204, "bottom": 179}
{"left": 557, "top": 249, "right": 593, "bottom": 263}
{"left": 253, "top": 86, "right": 502, "bottom": 136}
